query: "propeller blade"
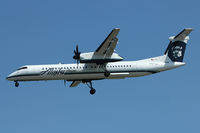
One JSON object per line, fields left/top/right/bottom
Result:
{"left": 73, "top": 44, "right": 81, "bottom": 63}
{"left": 76, "top": 45, "right": 79, "bottom": 53}
{"left": 64, "top": 80, "right": 66, "bottom": 86}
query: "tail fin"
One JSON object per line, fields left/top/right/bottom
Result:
{"left": 164, "top": 28, "right": 192, "bottom": 62}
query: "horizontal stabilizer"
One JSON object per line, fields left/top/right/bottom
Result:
{"left": 169, "top": 28, "right": 192, "bottom": 42}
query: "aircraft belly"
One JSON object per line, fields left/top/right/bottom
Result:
{"left": 128, "top": 72, "right": 152, "bottom": 77}
{"left": 13, "top": 75, "right": 46, "bottom": 81}
{"left": 64, "top": 73, "right": 105, "bottom": 81}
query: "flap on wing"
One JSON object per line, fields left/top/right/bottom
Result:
{"left": 95, "top": 28, "right": 120, "bottom": 55}
{"left": 70, "top": 81, "right": 81, "bottom": 87}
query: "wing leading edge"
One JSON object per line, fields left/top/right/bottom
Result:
{"left": 95, "top": 28, "right": 120, "bottom": 57}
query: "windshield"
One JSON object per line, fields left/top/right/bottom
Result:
{"left": 17, "top": 67, "right": 28, "bottom": 71}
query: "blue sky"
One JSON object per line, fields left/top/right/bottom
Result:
{"left": 0, "top": 0, "right": 200, "bottom": 132}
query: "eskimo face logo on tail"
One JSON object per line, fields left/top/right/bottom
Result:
{"left": 167, "top": 41, "right": 186, "bottom": 62}
{"left": 171, "top": 46, "right": 183, "bottom": 58}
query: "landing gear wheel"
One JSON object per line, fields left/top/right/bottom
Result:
{"left": 85, "top": 81, "right": 96, "bottom": 95}
{"left": 104, "top": 71, "right": 110, "bottom": 77}
{"left": 15, "top": 81, "right": 19, "bottom": 87}
{"left": 90, "top": 88, "right": 96, "bottom": 95}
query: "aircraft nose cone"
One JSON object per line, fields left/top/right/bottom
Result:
{"left": 6, "top": 74, "right": 12, "bottom": 80}
{"left": 6, "top": 72, "right": 17, "bottom": 81}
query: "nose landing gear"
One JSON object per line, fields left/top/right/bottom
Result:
{"left": 15, "top": 81, "right": 19, "bottom": 87}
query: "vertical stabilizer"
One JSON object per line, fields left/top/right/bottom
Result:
{"left": 164, "top": 28, "right": 192, "bottom": 62}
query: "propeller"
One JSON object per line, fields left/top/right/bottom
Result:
{"left": 73, "top": 45, "right": 81, "bottom": 64}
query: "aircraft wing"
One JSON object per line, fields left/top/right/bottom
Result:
{"left": 95, "top": 28, "right": 120, "bottom": 57}
{"left": 70, "top": 81, "right": 81, "bottom": 87}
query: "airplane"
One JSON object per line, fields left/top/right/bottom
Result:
{"left": 6, "top": 28, "right": 192, "bottom": 95}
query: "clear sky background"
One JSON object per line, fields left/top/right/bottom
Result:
{"left": 0, "top": 0, "right": 200, "bottom": 133}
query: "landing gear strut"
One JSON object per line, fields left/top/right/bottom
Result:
{"left": 99, "top": 64, "right": 110, "bottom": 77}
{"left": 85, "top": 81, "right": 96, "bottom": 95}
{"left": 15, "top": 81, "right": 19, "bottom": 87}
{"left": 104, "top": 70, "right": 110, "bottom": 77}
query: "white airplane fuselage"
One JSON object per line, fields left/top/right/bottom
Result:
{"left": 6, "top": 57, "right": 185, "bottom": 82}
{"left": 6, "top": 28, "right": 192, "bottom": 95}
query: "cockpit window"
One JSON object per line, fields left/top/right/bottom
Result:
{"left": 17, "top": 67, "right": 28, "bottom": 70}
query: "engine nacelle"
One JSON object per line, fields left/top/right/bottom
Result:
{"left": 79, "top": 52, "right": 123, "bottom": 63}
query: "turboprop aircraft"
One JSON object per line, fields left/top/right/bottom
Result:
{"left": 6, "top": 28, "right": 192, "bottom": 95}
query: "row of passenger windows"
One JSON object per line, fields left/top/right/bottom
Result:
{"left": 42, "top": 65, "right": 132, "bottom": 70}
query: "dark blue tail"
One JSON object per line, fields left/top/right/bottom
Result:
{"left": 164, "top": 28, "right": 192, "bottom": 62}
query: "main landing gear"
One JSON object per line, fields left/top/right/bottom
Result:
{"left": 15, "top": 81, "right": 19, "bottom": 87}
{"left": 85, "top": 81, "right": 96, "bottom": 95}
